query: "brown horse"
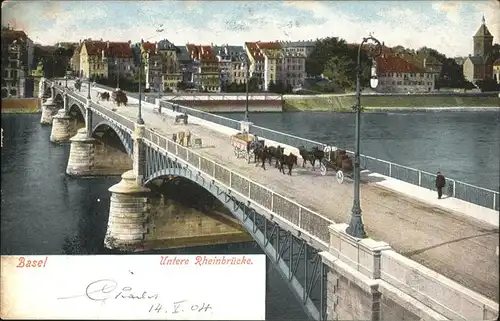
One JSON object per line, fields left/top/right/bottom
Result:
{"left": 254, "top": 146, "right": 270, "bottom": 170}
{"left": 112, "top": 90, "right": 128, "bottom": 106}
{"left": 278, "top": 153, "right": 298, "bottom": 176}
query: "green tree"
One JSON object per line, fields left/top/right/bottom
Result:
{"left": 305, "top": 37, "right": 349, "bottom": 76}
{"left": 322, "top": 55, "right": 360, "bottom": 91}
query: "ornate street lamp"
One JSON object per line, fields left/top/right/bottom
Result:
{"left": 137, "top": 50, "right": 145, "bottom": 125}
{"left": 345, "top": 34, "right": 382, "bottom": 239}
{"left": 115, "top": 58, "right": 120, "bottom": 90}
{"left": 239, "top": 52, "right": 250, "bottom": 122}
{"left": 87, "top": 55, "right": 91, "bottom": 100}
{"left": 136, "top": 25, "right": 165, "bottom": 125}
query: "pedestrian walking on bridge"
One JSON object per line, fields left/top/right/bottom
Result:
{"left": 435, "top": 172, "right": 446, "bottom": 199}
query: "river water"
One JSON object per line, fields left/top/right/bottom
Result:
{"left": 219, "top": 110, "right": 500, "bottom": 191}
{"left": 1, "top": 111, "right": 499, "bottom": 320}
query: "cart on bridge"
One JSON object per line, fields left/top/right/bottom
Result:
{"left": 320, "top": 146, "right": 354, "bottom": 184}
{"left": 230, "top": 132, "right": 262, "bottom": 164}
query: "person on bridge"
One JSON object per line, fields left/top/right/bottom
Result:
{"left": 435, "top": 172, "right": 446, "bottom": 199}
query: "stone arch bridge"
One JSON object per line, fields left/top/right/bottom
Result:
{"left": 38, "top": 78, "right": 498, "bottom": 321}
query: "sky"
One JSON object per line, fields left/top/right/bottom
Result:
{"left": 1, "top": 0, "right": 499, "bottom": 58}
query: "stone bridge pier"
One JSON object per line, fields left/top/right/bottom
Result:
{"left": 40, "top": 82, "right": 58, "bottom": 125}
{"left": 50, "top": 94, "right": 86, "bottom": 143}
{"left": 66, "top": 101, "right": 132, "bottom": 177}
{"left": 103, "top": 123, "right": 249, "bottom": 250}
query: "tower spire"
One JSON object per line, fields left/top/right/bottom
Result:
{"left": 482, "top": 15, "right": 485, "bottom": 25}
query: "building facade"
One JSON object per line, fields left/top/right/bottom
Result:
{"left": 106, "top": 41, "right": 134, "bottom": 87}
{"left": 245, "top": 42, "right": 265, "bottom": 89}
{"left": 71, "top": 42, "right": 82, "bottom": 76}
{"left": 186, "top": 44, "right": 220, "bottom": 92}
{"left": 376, "top": 54, "right": 435, "bottom": 93}
{"left": 258, "top": 42, "right": 284, "bottom": 91}
{"left": 463, "top": 16, "right": 494, "bottom": 83}
{"left": 140, "top": 41, "right": 162, "bottom": 91}
{"left": 80, "top": 40, "right": 109, "bottom": 79}
{"left": 214, "top": 44, "right": 246, "bottom": 89}
{"left": 1, "top": 28, "right": 34, "bottom": 98}
{"left": 157, "top": 39, "right": 182, "bottom": 91}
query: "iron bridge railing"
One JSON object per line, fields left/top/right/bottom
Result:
{"left": 47, "top": 79, "right": 500, "bottom": 211}
{"left": 143, "top": 127, "right": 333, "bottom": 248}
{"left": 248, "top": 124, "right": 499, "bottom": 211}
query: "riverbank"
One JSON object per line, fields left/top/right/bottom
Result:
{"left": 1, "top": 98, "right": 41, "bottom": 114}
{"left": 283, "top": 94, "right": 499, "bottom": 112}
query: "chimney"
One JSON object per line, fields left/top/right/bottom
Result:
{"left": 423, "top": 58, "right": 427, "bottom": 68}
{"left": 155, "top": 41, "right": 158, "bottom": 54}
{"left": 101, "top": 49, "right": 105, "bottom": 60}
{"left": 141, "top": 38, "right": 144, "bottom": 44}
{"left": 107, "top": 41, "right": 109, "bottom": 49}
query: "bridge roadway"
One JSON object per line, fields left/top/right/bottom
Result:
{"left": 75, "top": 82, "right": 498, "bottom": 301}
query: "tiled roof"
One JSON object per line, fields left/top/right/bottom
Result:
{"left": 83, "top": 40, "right": 132, "bottom": 58}
{"left": 1, "top": 30, "right": 28, "bottom": 43}
{"left": 186, "top": 44, "right": 217, "bottom": 62}
{"left": 376, "top": 55, "right": 426, "bottom": 73}
{"left": 107, "top": 42, "right": 133, "bottom": 58}
{"left": 256, "top": 42, "right": 282, "bottom": 50}
{"left": 157, "top": 39, "right": 177, "bottom": 51}
{"left": 141, "top": 41, "right": 156, "bottom": 53}
{"left": 493, "top": 58, "right": 500, "bottom": 66}
{"left": 245, "top": 42, "right": 264, "bottom": 61}
{"left": 474, "top": 23, "right": 492, "bottom": 37}
{"left": 84, "top": 41, "right": 108, "bottom": 56}
{"left": 467, "top": 56, "right": 484, "bottom": 65}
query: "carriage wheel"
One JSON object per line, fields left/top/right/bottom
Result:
{"left": 336, "top": 170, "right": 345, "bottom": 184}
{"left": 320, "top": 163, "right": 327, "bottom": 176}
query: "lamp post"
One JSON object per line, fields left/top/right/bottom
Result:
{"left": 137, "top": 50, "right": 145, "bottom": 125}
{"left": 239, "top": 52, "right": 250, "bottom": 122}
{"left": 137, "top": 25, "right": 165, "bottom": 126}
{"left": 345, "top": 34, "right": 382, "bottom": 239}
{"left": 87, "top": 56, "right": 91, "bottom": 100}
{"left": 115, "top": 58, "right": 120, "bottom": 90}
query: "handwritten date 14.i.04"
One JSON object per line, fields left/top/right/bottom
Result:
{"left": 149, "top": 300, "right": 212, "bottom": 315}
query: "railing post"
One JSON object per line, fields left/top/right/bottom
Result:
{"left": 85, "top": 104, "right": 92, "bottom": 138}
{"left": 493, "top": 193, "right": 497, "bottom": 211}
{"left": 212, "top": 162, "right": 216, "bottom": 177}
{"left": 298, "top": 207, "right": 302, "bottom": 228}
{"left": 270, "top": 193, "right": 274, "bottom": 211}
{"left": 229, "top": 172, "right": 232, "bottom": 188}
{"left": 198, "top": 156, "right": 201, "bottom": 169}
{"left": 389, "top": 162, "right": 392, "bottom": 177}
{"left": 452, "top": 180, "right": 456, "bottom": 197}
{"left": 248, "top": 181, "right": 251, "bottom": 198}
{"left": 418, "top": 171, "right": 422, "bottom": 186}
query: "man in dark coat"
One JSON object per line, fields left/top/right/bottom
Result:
{"left": 435, "top": 172, "right": 446, "bottom": 199}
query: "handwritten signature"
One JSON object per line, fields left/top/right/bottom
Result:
{"left": 57, "top": 279, "right": 159, "bottom": 302}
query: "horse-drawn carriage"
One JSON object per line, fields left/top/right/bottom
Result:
{"left": 298, "top": 145, "right": 354, "bottom": 183}
{"left": 230, "top": 133, "right": 264, "bottom": 164}
{"left": 320, "top": 147, "right": 354, "bottom": 184}
{"left": 111, "top": 89, "right": 128, "bottom": 106}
